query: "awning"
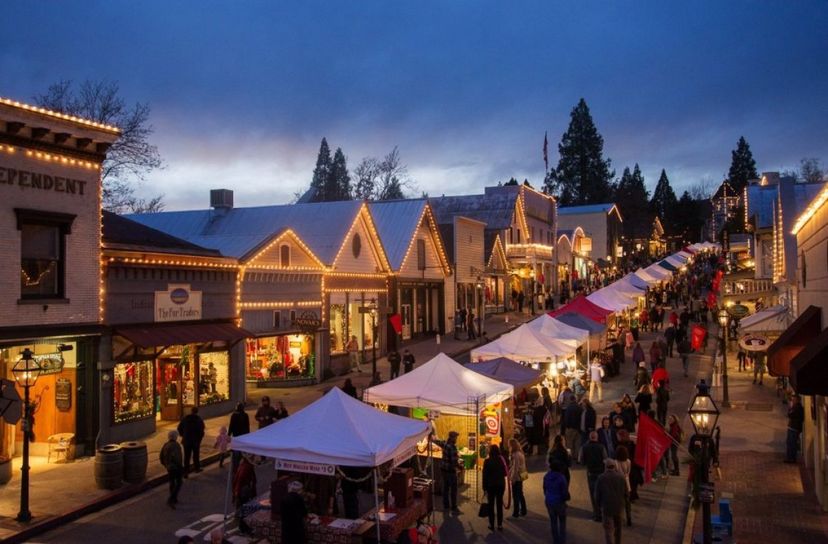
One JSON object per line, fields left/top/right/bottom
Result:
{"left": 790, "top": 327, "right": 828, "bottom": 395}
{"left": 767, "top": 306, "right": 822, "bottom": 377}
{"left": 739, "top": 305, "right": 790, "bottom": 333}
{"left": 115, "top": 321, "right": 253, "bottom": 348}
{"left": 656, "top": 259, "right": 678, "bottom": 272}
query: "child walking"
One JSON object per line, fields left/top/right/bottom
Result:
{"left": 214, "top": 426, "right": 231, "bottom": 467}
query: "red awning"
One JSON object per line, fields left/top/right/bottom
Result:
{"left": 116, "top": 321, "right": 253, "bottom": 348}
{"left": 790, "top": 327, "right": 828, "bottom": 395}
{"left": 767, "top": 306, "right": 822, "bottom": 377}
{"left": 548, "top": 294, "right": 613, "bottom": 323}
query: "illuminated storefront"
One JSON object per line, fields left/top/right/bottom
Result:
{"left": 246, "top": 333, "right": 316, "bottom": 381}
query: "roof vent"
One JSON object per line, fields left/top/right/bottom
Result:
{"left": 210, "top": 189, "right": 234, "bottom": 210}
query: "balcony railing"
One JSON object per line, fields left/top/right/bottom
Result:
{"left": 505, "top": 243, "right": 554, "bottom": 260}
{"left": 722, "top": 278, "right": 774, "bottom": 296}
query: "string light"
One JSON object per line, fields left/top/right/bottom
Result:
{"left": 1, "top": 96, "right": 120, "bottom": 133}
{"left": 240, "top": 300, "right": 322, "bottom": 309}
{"left": 396, "top": 203, "right": 451, "bottom": 276}
{"left": 1, "top": 144, "right": 101, "bottom": 170}
{"left": 20, "top": 262, "right": 56, "bottom": 286}
{"left": 106, "top": 255, "right": 237, "bottom": 268}
{"left": 247, "top": 229, "right": 326, "bottom": 269}
{"left": 330, "top": 203, "right": 392, "bottom": 272}
{"left": 791, "top": 183, "right": 828, "bottom": 235}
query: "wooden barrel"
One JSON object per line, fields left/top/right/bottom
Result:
{"left": 120, "top": 441, "right": 148, "bottom": 484}
{"left": 94, "top": 444, "right": 123, "bottom": 490}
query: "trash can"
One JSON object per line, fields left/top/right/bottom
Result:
{"left": 120, "top": 441, "right": 148, "bottom": 484}
{"left": 95, "top": 444, "right": 123, "bottom": 490}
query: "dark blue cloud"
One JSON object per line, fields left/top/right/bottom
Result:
{"left": 2, "top": 1, "right": 827, "bottom": 208}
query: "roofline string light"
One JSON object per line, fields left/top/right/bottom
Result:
{"left": 1, "top": 97, "right": 121, "bottom": 133}
{"left": 0, "top": 144, "right": 101, "bottom": 170}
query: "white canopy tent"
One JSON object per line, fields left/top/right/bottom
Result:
{"left": 739, "top": 305, "right": 792, "bottom": 333}
{"left": 644, "top": 262, "right": 672, "bottom": 280}
{"left": 526, "top": 314, "right": 590, "bottom": 346}
{"left": 363, "top": 353, "right": 514, "bottom": 416}
{"left": 607, "top": 276, "right": 647, "bottom": 299}
{"left": 634, "top": 267, "right": 662, "bottom": 285}
{"left": 470, "top": 324, "right": 578, "bottom": 363}
{"left": 663, "top": 254, "right": 686, "bottom": 268}
{"left": 587, "top": 286, "right": 636, "bottom": 312}
{"left": 232, "top": 387, "right": 430, "bottom": 465}
{"left": 677, "top": 250, "right": 693, "bottom": 260}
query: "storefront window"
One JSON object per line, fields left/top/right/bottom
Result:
{"left": 199, "top": 351, "right": 229, "bottom": 405}
{"left": 114, "top": 360, "right": 154, "bottom": 423}
{"left": 329, "top": 293, "right": 347, "bottom": 354}
{"left": 348, "top": 293, "right": 378, "bottom": 350}
{"left": 245, "top": 335, "right": 316, "bottom": 380}
{"left": 156, "top": 344, "right": 197, "bottom": 421}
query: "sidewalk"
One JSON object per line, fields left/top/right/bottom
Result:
{"left": 0, "top": 310, "right": 535, "bottom": 543}
{"left": 689, "top": 327, "right": 828, "bottom": 543}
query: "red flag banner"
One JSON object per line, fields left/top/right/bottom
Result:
{"left": 706, "top": 291, "right": 717, "bottom": 309}
{"left": 389, "top": 313, "right": 402, "bottom": 334}
{"left": 691, "top": 324, "right": 707, "bottom": 351}
{"left": 634, "top": 412, "right": 673, "bottom": 484}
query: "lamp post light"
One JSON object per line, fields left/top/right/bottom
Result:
{"left": 688, "top": 383, "right": 721, "bottom": 544}
{"left": 12, "top": 348, "right": 42, "bottom": 523}
{"left": 717, "top": 308, "right": 731, "bottom": 408}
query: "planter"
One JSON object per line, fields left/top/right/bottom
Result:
{"left": 0, "top": 458, "right": 12, "bottom": 485}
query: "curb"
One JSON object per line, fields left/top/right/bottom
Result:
{"left": 4, "top": 452, "right": 222, "bottom": 544}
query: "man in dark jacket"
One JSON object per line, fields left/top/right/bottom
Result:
{"left": 402, "top": 349, "right": 416, "bottom": 374}
{"left": 786, "top": 396, "right": 805, "bottom": 463}
{"left": 655, "top": 381, "right": 670, "bottom": 425}
{"left": 579, "top": 431, "right": 608, "bottom": 521}
{"left": 160, "top": 430, "right": 184, "bottom": 508}
{"left": 281, "top": 480, "right": 308, "bottom": 544}
{"left": 177, "top": 407, "right": 205, "bottom": 476}
{"left": 387, "top": 350, "right": 402, "bottom": 379}
{"left": 664, "top": 324, "right": 676, "bottom": 357}
{"left": 562, "top": 399, "right": 583, "bottom": 458}
{"left": 595, "top": 459, "right": 628, "bottom": 544}
{"left": 677, "top": 338, "right": 692, "bottom": 377}
{"left": 228, "top": 402, "right": 250, "bottom": 470}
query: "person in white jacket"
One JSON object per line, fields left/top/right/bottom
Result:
{"left": 589, "top": 359, "right": 605, "bottom": 403}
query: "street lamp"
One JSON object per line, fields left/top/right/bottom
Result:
{"left": 11, "top": 348, "right": 42, "bottom": 523}
{"left": 688, "top": 383, "right": 721, "bottom": 544}
{"left": 717, "top": 308, "right": 731, "bottom": 408}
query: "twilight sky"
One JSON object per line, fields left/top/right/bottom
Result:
{"left": 2, "top": 1, "right": 828, "bottom": 210}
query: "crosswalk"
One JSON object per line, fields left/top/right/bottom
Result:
{"left": 174, "top": 513, "right": 265, "bottom": 543}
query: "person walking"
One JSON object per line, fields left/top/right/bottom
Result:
{"left": 634, "top": 362, "right": 650, "bottom": 390}
{"left": 667, "top": 415, "right": 683, "bottom": 475}
{"left": 753, "top": 351, "right": 767, "bottom": 385}
{"left": 482, "top": 444, "right": 508, "bottom": 531}
{"left": 678, "top": 338, "right": 692, "bottom": 377}
{"left": 402, "top": 349, "right": 416, "bottom": 374}
{"left": 665, "top": 324, "right": 676, "bottom": 357}
{"left": 548, "top": 434, "right": 572, "bottom": 483}
{"left": 387, "top": 349, "right": 402, "bottom": 379}
{"left": 341, "top": 378, "right": 358, "bottom": 398}
{"left": 281, "top": 481, "right": 308, "bottom": 544}
{"left": 160, "top": 430, "right": 184, "bottom": 508}
{"left": 589, "top": 359, "right": 605, "bottom": 403}
{"left": 597, "top": 417, "right": 615, "bottom": 460}
{"left": 467, "top": 309, "right": 476, "bottom": 340}
{"left": 346, "top": 335, "right": 362, "bottom": 373}
{"left": 634, "top": 384, "right": 653, "bottom": 416}
{"left": 614, "top": 445, "right": 632, "bottom": 527}
{"left": 580, "top": 398, "right": 598, "bottom": 450}
{"left": 785, "top": 396, "right": 805, "bottom": 463}
{"left": 649, "top": 341, "right": 662, "bottom": 372}
{"left": 508, "top": 438, "right": 528, "bottom": 518}
{"left": 233, "top": 455, "right": 257, "bottom": 534}
{"left": 177, "top": 407, "right": 205, "bottom": 476}
{"left": 228, "top": 402, "right": 250, "bottom": 470}
{"left": 214, "top": 426, "right": 231, "bottom": 468}
{"left": 655, "top": 380, "right": 670, "bottom": 426}
{"left": 562, "top": 398, "right": 583, "bottom": 460}
{"left": 544, "top": 459, "right": 570, "bottom": 544}
{"left": 255, "top": 396, "right": 278, "bottom": 429}
{"left": 595, "top": 459, "right": 628, "bottom": 544}
{"left": 432, "top": 431, "right": 461, "bottom": 514}
{"left": 517, "top": 291, "right": 525, "bottom": 313}
{"left": 736, "top": 348, "right": 747, "bottom": 372}
{"left": 579, "top": 430, "right": 608, "bottom": 522}
{"left": 275, "top": 401, "right": 289, "bottom": 420}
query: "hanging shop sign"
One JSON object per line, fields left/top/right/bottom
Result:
{"left": 154, "top": 284, "right": 202, "bottom": 322}
{"left": 479, "top": 404, "right": 501, "bottom": 437}
{"left": 33, "top": 352, "right": 65, "bottom": 376}
{"left": 739, "top": 334, "right": 770, "bottom": 352}
{"left": 292, "top": 310, "right": 322, "bottom": 332}
{"left": 275, "top": 458, "right": 335, "bottom": 476}
{"left": 55, "top": 378, "right": 72, "bottom": 412}
{"left": 727, "top": 304, "right": 750, "bottom": 320}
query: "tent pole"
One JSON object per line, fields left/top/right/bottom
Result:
{"left": 429, "top": 435, "right": 435, "bottom": 526}
{"left": 373, "top": 467, "right": 382, "bottom": 544}
{"left": 222, "top": 453, "right": 234, "bottom": 534}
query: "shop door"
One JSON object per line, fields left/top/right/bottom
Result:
{"left": 401, "top": 304, "right": 412, "bottom": 340}
{"left": 157, "top": 359, "right": 183, "bottom": 421}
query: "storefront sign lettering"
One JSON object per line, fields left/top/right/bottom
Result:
{"left": 55, "top": 378, "right": 72, "bottom": 412}
{"left": 292, "top": 310, "right": 321, "bottom": 332}
{"left": 155, "top": 283, "right": 202, "bottom": 322}
{"left": 0, "top": 167, "right": 87, "bottom": 196}
{"left": 33, "top": 352, "right": 64, "bottom": 376}
{"left": 275, "top": 459, "right": 335, "bottom": 476}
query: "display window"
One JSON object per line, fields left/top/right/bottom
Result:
{"left": 245, "top": 335, "right": 315, "bottom": 381}
{"left": 328, "top": 293, "right": 379, "bottom": 353}
{"left": 329, "top": 293, "right": 347, "bottom": 354}
{"left": 199, "top": 351, "right": 229, "bottom": 405}
{"left": 113, "top": 360, "right": 154, "bottom": 423}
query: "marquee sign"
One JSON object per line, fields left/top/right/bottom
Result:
{"left": 292, "top": 310, "right": 322, "bottom": 332}
{"left": 275, "top": 459, "right": 335, "bottom": 476}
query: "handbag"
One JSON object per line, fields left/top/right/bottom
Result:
{"left": 519, "top": 470, "right": 529, "bottom": 481}
{"left": 478, "top": 501, "right": 491, "bottom": 518}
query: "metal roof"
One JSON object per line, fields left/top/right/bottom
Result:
{"left": 428, "top": 193, "right": 517, "bottom": 230}
{"left": 368, "top": 199, "right": 428, "bottom": 270}
{"left": 747, "top": 184, "right": 778, "bottom": 229}
{"left": 102, "top": 210, "right": 222, "bottom": 258}
{"left": 557, "top": 203, "right": 616, "bottom": 215}
{"left": 127, "top": 200, "right": 364, "bottom": 263}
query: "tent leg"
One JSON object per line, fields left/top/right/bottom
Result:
{"left": 223, "top": 454, "right": 233, "bottom": 534}
{"left": 373, "top": 468, "right": 382, "bottom": 544}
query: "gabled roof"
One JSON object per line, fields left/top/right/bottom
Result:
{"left": 557, "top": 227, "right": 585, "bottom": 244}
{"left": 557, "top": 203, "right": 617, "bottom": 215}
{"left": 712, "top": 181, "right": 738, "bottom": 200}
{"left": 102, "top": 211, "right": 222, "bottom": 258}
{"left": 127, "top": 200, "right": 364, "bottom": 264}
{"left": 429, "top": 192, "right": 518, "bottom": 231}
{"left": 369, "top": 199, "right": 428, "bottom": 270}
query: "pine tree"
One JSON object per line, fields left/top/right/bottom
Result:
{"left": 673, "top": 190, "right": 705, "bottom": 242}
{"left": 614, "top": 164, "right": 650, "bottom": 240}
{"left": 727, "top": 136, "right": 758, "bottom": 193}
{"left": 310, "top": 138, "right": 332, "bottom": 201}
{"left": 649, "top": 169, "right": 679, "bottom": 228}
{"left": 328, "top": 147, "right": 351, "bottom": 200}
{"left": 546, "top": 98, "right": 614, "bottom": 205}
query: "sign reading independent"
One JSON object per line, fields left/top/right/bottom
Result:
{"left": 155, "top": 284, "right": 202, "bottom": 322}
{"left": 275, "top": 459, "right": 335, "bottom": 476}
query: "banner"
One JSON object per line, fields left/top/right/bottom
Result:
{"left": 706, "top": 291, "right": 717, "bottom": 309}
{"left": 389, "top": 313, "right": 402, "bottom": 334}
{"left": 691, "top": 324, "right": 707, "bottom": 351}
{"left": 634, "top": 412, "right": 673, "bottom": 484}
{"left": 275, "top": 459, "right": 335, "bottom": 476}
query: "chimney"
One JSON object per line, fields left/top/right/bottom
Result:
{"left": 210, "top": 189, "right": 234, "bottom": 213}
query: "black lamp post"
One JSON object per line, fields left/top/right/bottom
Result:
{"left": 717, "top": 308, "right": 731, "bottom": 408}
{"left": 688, "top": 383, "right": 721, "bottom": 544}
{"left": 12, "top": 348, "right": 42, "bottom": 523}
